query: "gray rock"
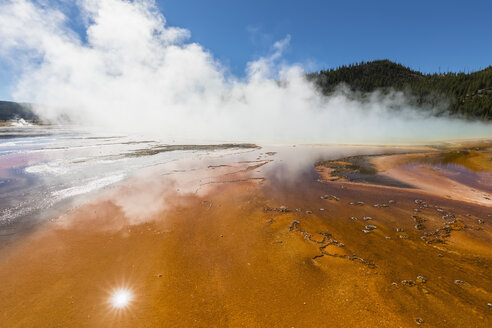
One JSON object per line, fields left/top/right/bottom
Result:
{"left": 289, "top": 220, "right": 300, "bottom": 231}
{"left": 321, "top": 194, "right": 339, "bottom": 201}
{"left": 442, "top": 213, "right": 456, "bottom": 220}
{"left": 401, "top": 280, "right": 416, "bottom": 287}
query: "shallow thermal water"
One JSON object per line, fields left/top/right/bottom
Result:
{"left": 0, "top": 125, "right": 416, "bottom": 242}
{"left": 0, "top": 125, "right": 256, "bottom": 239}
{"left": 428, "top": 163, "right": 492, "bottom": 193}
{"left": 0, "top": 126, "right": 491, "bottom": 327}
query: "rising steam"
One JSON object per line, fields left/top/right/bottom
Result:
{"left": 0, "top": 0, "right": 490, "bottom": 144}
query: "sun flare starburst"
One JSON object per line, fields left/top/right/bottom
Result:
{"left": 110, "top": 289, "right": 133, "bottom": 309}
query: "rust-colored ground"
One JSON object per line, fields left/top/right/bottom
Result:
{"left": 0, "top": 145, "right": 491, "bottom": 327}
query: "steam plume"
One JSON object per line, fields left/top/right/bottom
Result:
{"left": 0, "top": 0, "right": 490, "bottom": 143}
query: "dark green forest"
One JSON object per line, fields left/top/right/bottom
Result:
{"left": 0, "top": 101, "right": 38, "bottom": 121}
{"left": 308, "top": 60, "right": 492, "bottom": 120}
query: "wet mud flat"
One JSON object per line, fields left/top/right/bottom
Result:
{"left": 315, "top": 153, "right": 417, "bottom": 188}
{"left": 0, "top": 143, "right": 491, "bottom": 327}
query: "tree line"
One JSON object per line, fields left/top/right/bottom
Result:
{"left": 308, "top": 60, "right": 492, "bottom": 120}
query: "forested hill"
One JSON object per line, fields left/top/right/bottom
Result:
{"left": 308, "top": 60, "right": 492, "bottom": 120}
{"left": 0, "top": 101, "right": 38, "bottom": 121}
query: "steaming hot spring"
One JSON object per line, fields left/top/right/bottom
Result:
{"left": 0, "top": 1, "right": 491, "bottom": 327}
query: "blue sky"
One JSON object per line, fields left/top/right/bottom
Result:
{"left": 1, "top": 0, "right": 491, "bottom": 101}
{"left": 157, "top": 0, "right": 492, "bottom": 74}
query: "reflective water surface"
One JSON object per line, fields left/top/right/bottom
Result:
{"left": 0, "top": 126, "right": 491, "bottom": 327}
